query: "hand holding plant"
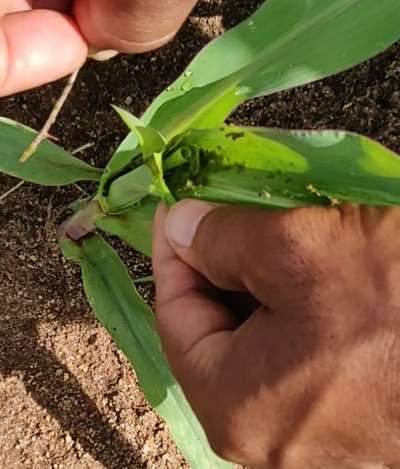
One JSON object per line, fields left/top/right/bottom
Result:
{"left": 155, "top": 200, "right": 400, "bottom": 467}
{"left": 1, "top": 0, "right": 400, "bottom": 465}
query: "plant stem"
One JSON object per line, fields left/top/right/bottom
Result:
{"left": 133, "top": 275, "right": 155, "bottom": 284}
{"left": 57, "top": 199, "right": 102, "bottom": 241}
{"left": 0, "top": 180, "right": 25, "bottom": 203}
{"left": 19, "top": 68, "right": 81, "bottom": 163}
{"left": 72, "top": 142, "right": 95, "bottom": 155}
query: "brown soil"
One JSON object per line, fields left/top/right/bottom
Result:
{"left": 0, "top": 1, "right": 399, "bottom": 467}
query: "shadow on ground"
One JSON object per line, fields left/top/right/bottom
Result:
{"left": 0, "top": 2, "right": 263, "bottom": 466}
{"left": 0, "top": 0, "right": 399, "bottom": 466}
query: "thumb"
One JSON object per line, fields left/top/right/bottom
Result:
{"left": 164, "top": 199, "right": 344, "bottom": 310}
{"left": 152, "top": 204, "right": 237, "bottom": 391}
{"left": 74, "top": 0, "right": 198, "bottom": 53}
{"left": 0, "top": 9, "right": 87, "bottom": 97}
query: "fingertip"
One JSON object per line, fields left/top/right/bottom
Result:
{"left": 32, "top": 0, "right": 72, "bottom": 11}
{"left": 152, "top": 203, "right": 170, "bottom": 259}
{"left": 165, "top": 200, "right": 215, "bottom": 248}
{"left": 153, "top": 200, "right": 237, "bottom": 383}
{"left": 155, "top": 202, "right": 169, "bottom": 224}
{"left": 0, "top": 10, "right": 87, "bottom": 96}
{"left": 152, "top": 202, "right": 175, "bottom": 288}
{"left": 74, "top": 0, "right": 195, "bottom": 54}
{"left": 0, "top": 29, "right": 7, "bottom": 93}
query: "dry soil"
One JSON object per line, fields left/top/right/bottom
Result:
{"left": 0, "top": 1, "right": 399, "bottom": 468}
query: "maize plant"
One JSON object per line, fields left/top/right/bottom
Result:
{"left": 1, "top": 0, "right": 400, "bottom": 466}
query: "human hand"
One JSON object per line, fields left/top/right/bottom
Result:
{"left": 153, "top": 200, "right": 400, "bottom": 468}
{"left": 0, "top": 0, "right": 197, "bottom": 96}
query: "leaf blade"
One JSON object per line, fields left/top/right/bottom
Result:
{"left": 144, "top": 0, "right": 400, "bottom": 137}
{"left": 60, "top": 235, "right": 232, "bottom": 468}
{"left": 165, "top": 126, "right": 400, "bottom": 207}
{"left": 105, "top": 165, "right": 154, "bottom": 213}
{"left": 96, "top": 196, "right": 157, "bottom": 257}
{"left": 0, "top": 118, "right": 102, "bottom": 185}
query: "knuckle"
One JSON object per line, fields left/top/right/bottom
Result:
{"left": 205, "top": 421, "right": 281, "bottom": 467}
{"left": 376, "top": 329, "right": 400, "bottom": 426}
{"left": 244, "top": 207, "right": 350, "bottom": 298}
{"left": 200, "top": 402, "right": 280, "bottom": 465}
{"left": 357, "top": 205, "right": 400, "bottom": 245}
{"left": 195, "top": 396, "right": 248, "bottom": 462}
{"left": 276, "top": 207, "right": 344, "bottom": 264}
{"left": 280, "top": 207, "right": 335, "bottom": 246}
{"left": 204, "top": 421, "right": 246, "bottom": 462}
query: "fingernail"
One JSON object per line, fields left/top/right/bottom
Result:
{"left": 165, "top": 200, "right": 214, "bottom": 247}
{"left": 88, "top": 48, "right": 119, "bottom": 61}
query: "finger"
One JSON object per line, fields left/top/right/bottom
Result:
{"left": 0, "top": 9, "right": 87, "bottom": 96}
{"left": 1, "top": 1, "right": 31, "bottom": 15}
{"left": 153, "top": 204, "right": 236, "bottom": 385}
{"left": 164, "top": 200, "right": 343, "bottom": 310}
{"left": 1, "top": 1, "right": 71, "bottom": 16}
{"left": 32, "top": 0, "right": 71, "bottom": 10}
{"left": 74, "top": 0, "right": 198, "bottom": 53}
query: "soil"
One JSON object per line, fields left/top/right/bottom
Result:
{"left": 0, "top": 1, "right": 399, "bottom": 468}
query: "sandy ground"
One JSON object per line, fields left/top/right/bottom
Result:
{"left": 0, "top": 1, "right": 399, "bottom": 467}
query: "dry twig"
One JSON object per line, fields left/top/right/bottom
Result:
{"left": 19, "top": 68, "right": 81, "bottom": 163}
{"left": 0, "top": 180, "right": 25, "bottom": 203}
{"left": 71, "top": 142, "right": 95, "bottom": 155}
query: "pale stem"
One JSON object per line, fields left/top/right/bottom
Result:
{"left": 72, "top": 142, "right": 95, "bottom": 155}
{"left": 0, "top": 180, "right": 25, "bottom": 203}
{"left": 57, "top": 199, "right": 102, "bottom": 241}
{"left": 19, "top": 68, "right": 81, "bottom": 163}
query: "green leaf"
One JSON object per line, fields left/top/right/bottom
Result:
{"left": 60, "top": 235, "right": 231, "bottom": 468}
{"left": 165, "top": 126, "right": 400, "bottom": 207}
{"left": 97, "top": 105, "right": 146, "bottom": 210}
{"left": 112, "top": 105, "right": 144, "bottom": 130}
{"left": 133, "top": 275, "right": 154, "bottom": 285}
{"left": 113, "top": 106, "right": 166, "bottom": 157}
{"left": 105, "top": 165, "right": 153, "bottom": 213}
{"left": 0, "top": 117, "right": 102, "bottom": 185}
{"left": 253, "top": 128, "right": 400, "bottom": 205}
{"left": 96, "top": 197, "right": 157, "bottom": 257}
{"left": 113, "top": 114, "right": 173, "bottom": 205}
{"left": 97, "top": 0, "right": 400, "bottom": 207}
{"left": 97, "top": 132, "right": 141, "bottom": 210}
{"left": 144, "top": 0, "right": 400, "bottom": 138}
{"left": 145, "top": 81, "right": 243, "bottom": 140}
{"left": 99, "top": 108, "right": 171, "bottom": 211}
